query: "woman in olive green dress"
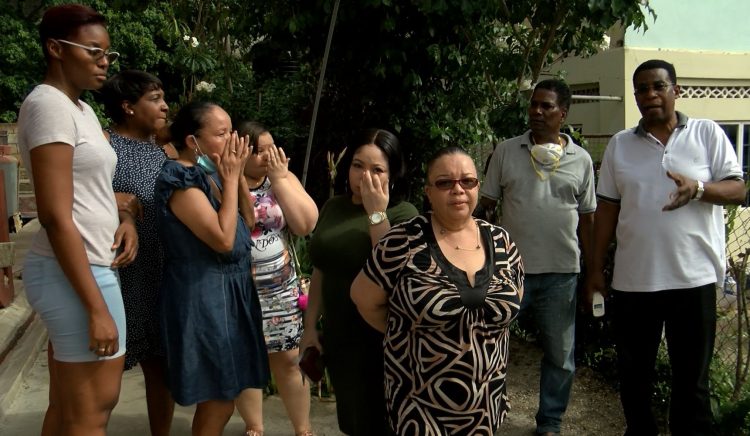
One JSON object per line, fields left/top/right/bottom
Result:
{"left": 301, "top": 129, "right": 418, "bottom": 435}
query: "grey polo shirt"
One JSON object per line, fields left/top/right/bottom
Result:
{"left": 481, "top": 131, "right": 596, "bottom": 274}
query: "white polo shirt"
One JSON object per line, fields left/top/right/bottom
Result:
{"left": 597, "top": 112, "right": 742, "bottom": 292}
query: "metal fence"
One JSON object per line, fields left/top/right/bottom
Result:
{"left": 717, "top": 206, "right": 750, "bottom": 405}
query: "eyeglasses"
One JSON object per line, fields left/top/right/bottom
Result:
{"left": 431, "top": 177, "right": 479, "bottom": 190}
{"left": 634, "top": 82, "right": 673, "bottom": 96}
{"left": 55, "top": 39, "right": 120, "bottom": 63}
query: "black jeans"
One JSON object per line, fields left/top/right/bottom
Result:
{"left": 612, "top": 284, "right": 716, "bottom": 436}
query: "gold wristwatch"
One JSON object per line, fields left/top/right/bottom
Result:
{"left": 368, "top": 211, "right": 388, "bottom": 225}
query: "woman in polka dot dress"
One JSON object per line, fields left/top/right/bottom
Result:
{"left": 234, "top": 121, "right": 319, "bottom": 436}
{"left": 101, "top": 70, "right": 174, "bottom": 436}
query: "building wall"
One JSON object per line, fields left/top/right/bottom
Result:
{"left": 555, "top": 49, "right": 627, "bottom": 135}
{"left": 624, "top": 49, "right": 750, "bottom": 126}
{"left": 625, "top": 0, "right": 750, "bottom": 53}
{"left": 554, "top": 48, "right": 750, "bottom": 134}
{"left": 553, "top": 0, "right": 750, "bottom": 140}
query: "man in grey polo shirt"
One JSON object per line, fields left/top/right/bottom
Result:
{"left": 586, "top": 59, "right": 745, "bottom": 435}
{"left": 479, "top": 79, "right": 596, "bottom": 436}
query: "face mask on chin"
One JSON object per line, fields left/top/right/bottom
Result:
{"left": 196, "top": 154, "right": 217, "bottom": 174}
{"left": 192, "top": 135, "right": 217, "bottom": 174}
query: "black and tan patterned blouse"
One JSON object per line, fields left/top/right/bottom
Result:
{"left": 363, "top": 214, "right": 524, "bottom": 435}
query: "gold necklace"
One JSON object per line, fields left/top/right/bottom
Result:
{"left": 440, "top": 222, "right": 481, "bottom": 251}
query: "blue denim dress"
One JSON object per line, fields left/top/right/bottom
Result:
{"left": 155, "top": 160, "right": 269, "bottom": 405}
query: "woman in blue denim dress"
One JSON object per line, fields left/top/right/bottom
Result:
{"left": 155, "top": 101, "right": 268, "bottom": 435}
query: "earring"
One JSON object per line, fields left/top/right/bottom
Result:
{"left": 127, "top": 111, "right": 134, "bottom": 115}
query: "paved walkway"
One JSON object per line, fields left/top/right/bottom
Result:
{"left": 1, "top": 345, "right": 344, "bottom": 435}
{"left": 0, "top": 339, "right": 626, "bottom": 435}
{"left": 0, "top": 221, "right": 626, "bottom": 435}
{"left": 0, "top": 220, "right": 342, "bottom": 436}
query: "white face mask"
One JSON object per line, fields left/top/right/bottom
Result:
{"left": 530, "top": 142, "right": 563, "bottom": 167}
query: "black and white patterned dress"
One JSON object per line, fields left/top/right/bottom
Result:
{"left": 110, "top": 131, "right": 167, "bottom": 370}
{"left": 363, "top": 214, "right": 524, "bottom": 435}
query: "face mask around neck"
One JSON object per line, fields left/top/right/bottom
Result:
{"left": 530, "top": 142, "right": 563, "bottom": 167}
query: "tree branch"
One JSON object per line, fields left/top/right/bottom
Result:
{"left": 530, "top": 6, "right": 567, "bottom": 83}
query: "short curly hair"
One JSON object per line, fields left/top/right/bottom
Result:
{"left": 633, "top": 59, "right": 677, "bottom": 85}
{"left": 534, "top": 79, "right": 571, "bottom": 112}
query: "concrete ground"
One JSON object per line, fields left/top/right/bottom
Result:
{"left": 0, "top": 220, "right": 626, "bottom": 435}
{"left": 0, "top": 345, "right": 494, "bottom": 435}
{"left": 0, "top": 344, "right": 344, "bottom": 435}
{"left": 0, "top": 338, "right": 626, "bottom": 435}
{"left": 0, "top": 220, "right": 345, "bottom": 436}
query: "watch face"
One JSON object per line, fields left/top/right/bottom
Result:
{"left": 369, "top": 212, "right": 385, "bottom": 224}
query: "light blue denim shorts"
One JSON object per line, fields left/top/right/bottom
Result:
{"left": 23, "top": 252, "right": 126, "bottom": 362}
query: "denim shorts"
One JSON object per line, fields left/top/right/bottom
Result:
{"left": 23, "top": 252, "right": 126, "bottom": 362}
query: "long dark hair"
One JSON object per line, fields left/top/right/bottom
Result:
{"left": 334, "top": 128, "right": 407, "bottom": 206}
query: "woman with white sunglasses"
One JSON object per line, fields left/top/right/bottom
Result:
{"left": 17, "top": 4, "right": 135, "bottom": 435}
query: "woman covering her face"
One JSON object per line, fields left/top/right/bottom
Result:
{"left": 154, "top": 100, "right": 269, "bottom": 436}
{"left": 351, "top": 146, "right": 524, "bottom": 435}
{"left": 16, "top": 4, "right": 137, "bottom": 435}
{"left": 100, "top": 70, "right": 174, "bottom": 435}
{"left": 301, "top": 129, "right": 419, "bottom": 435}
{"left": 233, "top": 122, "right": 318, "bottom": 436}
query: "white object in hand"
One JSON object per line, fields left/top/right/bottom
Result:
{"left": 592, "top": 291, "right": 605, "bottom": 318}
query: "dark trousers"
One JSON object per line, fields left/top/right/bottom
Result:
{"left": 324, "top": 329, "right": 389, "bottom": 436}
{"left": 612, "top": 284, "right": 716, "bottom": 436}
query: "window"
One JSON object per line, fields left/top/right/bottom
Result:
{"left": 719, "top": 123, "right": 749, "bottom": 177}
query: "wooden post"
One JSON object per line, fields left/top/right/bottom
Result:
{"left": 0, "top": 169, "right": 14, "bottom": 307}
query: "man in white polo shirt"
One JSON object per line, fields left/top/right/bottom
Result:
{"left": 479, "top": 79, "right": 596, "bottom": 436}
{"left": 586, "top": 59, "right": 745, "bottom": 436}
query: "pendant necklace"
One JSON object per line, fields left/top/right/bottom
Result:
{"left": 440, "top": 222, "right": 481, "bottom": 251}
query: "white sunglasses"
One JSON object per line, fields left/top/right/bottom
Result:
{"left": 55, "top": 39, "right": 120, "bottom": 63}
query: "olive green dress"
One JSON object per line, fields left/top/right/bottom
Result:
{"left": 308, "top": 195, "right": 418, "bottom": 435}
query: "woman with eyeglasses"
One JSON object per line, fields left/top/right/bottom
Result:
{"left": 16, "top": 4, "right": 135, "bottom": 435}
{"left": 100, "top": 70, "right": 174, "bottom": 436}
{"left": 301, "top": 129, "right": 418, "bottom": 435}
{"left": 351, "top": 146, "right": 524, "bottom": 435}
